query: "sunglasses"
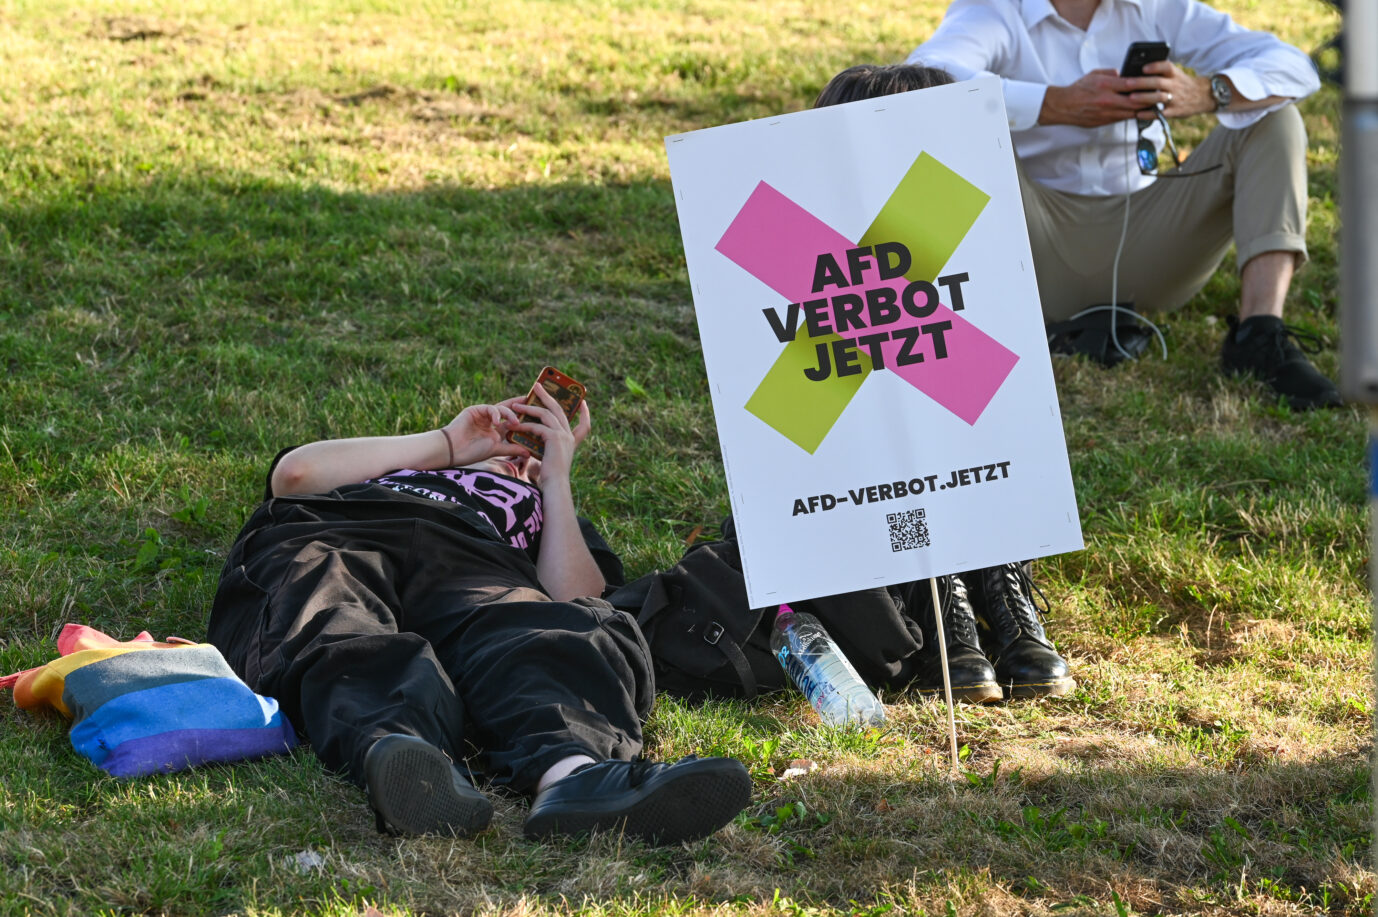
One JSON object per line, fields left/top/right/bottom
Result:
{"left": 1136, "top": 109, "right": 1222, "bottom": 178}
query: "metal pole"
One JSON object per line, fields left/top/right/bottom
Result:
{"left": 1340, "top": 0, "right": 1378, "bottom": 401}
{"left": 1335, "top": 0, "right": 1378, "bottom": 878}
{"left": 1369, "top": 408, "right": 1378, "bottom": 878}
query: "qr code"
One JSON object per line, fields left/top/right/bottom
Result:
{"left": 887, "top": 508, "right": 930, "bottom": 552}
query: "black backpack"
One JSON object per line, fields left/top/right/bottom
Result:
{"left": 606, "top": 520, "right": 926, "bottom": 701}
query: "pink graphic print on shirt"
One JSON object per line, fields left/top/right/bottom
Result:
{"left": 366, "top": 468, "right": 543, "bottom": 549}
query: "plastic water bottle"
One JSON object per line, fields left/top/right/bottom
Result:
{"left": 769, "top": 604, "right": 886, "bottom": 727}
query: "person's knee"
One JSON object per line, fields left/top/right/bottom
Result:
{"left": 1245, "top": 103, "right": 1307, "bottom": 158}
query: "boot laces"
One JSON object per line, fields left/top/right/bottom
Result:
{"left": 999, "top": 563, "right": 1050, "bottom": 635}
{"left": 939, "top": 575, "right": 980, "bottom": 646}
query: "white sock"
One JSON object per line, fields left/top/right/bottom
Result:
{"left": 535, "top": 754, "right": 597, "bottom": 794}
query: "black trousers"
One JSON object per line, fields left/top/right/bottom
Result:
{"left": 208, "top": 487, "right": 654, "bottom": 794}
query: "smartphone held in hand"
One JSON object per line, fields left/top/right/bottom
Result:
{"left": 1120, "top": 41, "right": 1169, "bottom": 77}
{"left": 506, "top": 366, "right": 586, "bottom": 457}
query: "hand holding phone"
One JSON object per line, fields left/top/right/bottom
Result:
{"left": 505, "top": 366, "right": 586, "bottom": 459}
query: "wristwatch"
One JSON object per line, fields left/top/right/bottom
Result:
{"left": 1209, "top": 74, "right": 1233, "bottom": 111}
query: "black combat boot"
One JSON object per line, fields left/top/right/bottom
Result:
{"left": 967, "top": 563, "right": 1075, "bottom": 698}
{"left": 905, "top": 573, "right": 1003, "bottom": 704}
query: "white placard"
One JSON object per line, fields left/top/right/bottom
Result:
{"left": 665, "top": 77, "right": 1082, "bottom": 608}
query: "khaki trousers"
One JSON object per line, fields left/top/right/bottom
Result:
{"left": 1019, "top": 105, "right": 1309, "bottom": 322}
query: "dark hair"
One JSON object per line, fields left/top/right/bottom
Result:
{"left": 813, "top": 63, "right": 954, "bottom": 108}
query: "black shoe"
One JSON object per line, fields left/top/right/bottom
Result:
{"left": 523, "top": 756, "right": 752, "bottom": 846}
{"left": 1047, "top": 304, "right": 1155, "bottom": 367}
{"left": 1220, "top": 315, "right": 1341, "bottom": 410}
{"left": 363, "top": 734, "right": 493, "bottom": 837}
{"left": 905, "top": 574, "right": 1002, "bottom": 704}
{"left": 968, "top": 563, "right": 1075, "bottom": 699}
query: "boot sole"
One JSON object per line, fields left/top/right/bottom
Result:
{"left": 1002, "top": 676, "right": 1076, "bottom": 699}
{"left": 913, "top": 682, "right": 1004, "bottom": 704}
{"left": 524, "top": 758, "right": 752, "bottom": 846}
{"left": 365, "top": 736, "right": 493, "bottom": 837}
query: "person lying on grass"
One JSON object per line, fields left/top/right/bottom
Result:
{"left": 207, "top": 383, "right": 752, "bottom": 844}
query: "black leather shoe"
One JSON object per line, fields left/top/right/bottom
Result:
{"left": 967, "top": 563, "right": 1075, "bottom": 698}
{"left": 363, "top": 734, "right": 493, "bottom": 837}
{"left": 523, "top": 755, "right": 752, "bottom": 846}
{"left": 1220, "top": 315, "right": 1341, "bottom": 410}
{"left": 905, "top": 574, "right": 1002, "bottom": 704}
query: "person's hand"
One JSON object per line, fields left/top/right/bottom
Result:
{"left": 1040, "top": 62, "right": 1214, "bottom": 127}
{"left": 1039, "top": 69, "right": 1147, "bottom": 127}
{"left": 508, "top": 386, "right": 591, "bottom": 489}
{"left": 1134, "top": 60, "right": 1215, "bottom": 119}
{"left": 441, "top": 402, "right": 526, "bottom": 467}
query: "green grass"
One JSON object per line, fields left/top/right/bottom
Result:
{"left": 0, "top": 1, "right": 1370, "bottom": 915}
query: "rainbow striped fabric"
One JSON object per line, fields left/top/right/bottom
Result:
{"left": 1, "top": 624, "right": 296, "bottom": 778}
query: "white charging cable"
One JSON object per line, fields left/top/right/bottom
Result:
{"left": 1064, "top": 113, "right": 1168, "bottom": 362}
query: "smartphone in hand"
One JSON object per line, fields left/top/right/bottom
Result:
{"left": 1121, "top": 41, "right": 1169, "bottom": 78}
{"left": 505, "top": 366, "right": 586, "bottom": 458}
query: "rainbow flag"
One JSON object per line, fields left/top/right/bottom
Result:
{"left": 2, "top": 624, "right": 296, "bottom": 778}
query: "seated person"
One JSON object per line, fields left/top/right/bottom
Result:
{"left": 810, "top": 63, "right": 1075, "bottom": 703}
{"left": 207, "top": 384, "right": 752, "bottom": 844}
{"left": 908, "top": 0, "right": 1337, "bottom": 409}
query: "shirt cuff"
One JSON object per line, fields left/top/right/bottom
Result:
{"left": 1215, "top": 68, "right": 1292, "bottom": 129}
{"left": 1002, "top": 79, "right": 1047, "bottom": 130}
{"left": 1220, "top": 68, "right": 1266, "bottom": 104}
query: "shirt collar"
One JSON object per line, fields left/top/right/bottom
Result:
{"left": 1020, "top": 0, "right": 1060, "bottom": 29}
{"left": 1022, "top": 0, "right": 1145, "bottom": 30}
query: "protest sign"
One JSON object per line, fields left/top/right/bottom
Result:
{"left": 665, "top": 77, "right": 1082, "bottom": 608}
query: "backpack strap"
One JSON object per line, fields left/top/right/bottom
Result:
{"left": 632, "top": 576, "right": 761, "bottom": 700}
{"left": 700, "top": 619, "right": 758, "bottom": 699}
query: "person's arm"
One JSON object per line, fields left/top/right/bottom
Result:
{"left": 1038, "top": 69, "right": 1157, "bottom": 127}
{"left": 269, "top": 402, "right": 526, "bottom": 497}
{"left": 1041, "top": 0, "right": 1319, "bottom": 127}
{"left": 517, "top": 387, "right": 605, "bottom": 602}
{"left": 1129, "top": 0, "right": 1320, "bottom": 125}
{"left": 1037, "top": 55, "right": 1306, "bottom": 128}
{"left": 907, "top": 0, "right": 1047, "bottom": 130}
{"left": 1124, "top": 62, "right": 1291, "bottom": 121}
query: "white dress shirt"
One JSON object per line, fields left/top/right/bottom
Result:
{"left": 908, "top": 0, "right": 1321, "bottom": 195}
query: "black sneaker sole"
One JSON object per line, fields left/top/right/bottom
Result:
{"left": 523, "top": 758, "right": 752, "bottom": 846}
{"left": 1002, "top": 676, "right": 1076, "bottom": 699}
{"left": 364, "top": 735, "right": 492, "bottom": 837}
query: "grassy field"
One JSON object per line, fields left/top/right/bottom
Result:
{"left": 0, "top": 1, "right": 1369, "bottom": 915}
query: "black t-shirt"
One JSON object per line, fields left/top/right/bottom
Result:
{"left": 263, "top": 447, "right": 625, "bottom": 587}
{"left": 365, "top": 467, "right": 544, "bottom": 552}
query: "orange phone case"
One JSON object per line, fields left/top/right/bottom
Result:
{"left": 506, "top": 366, "right": 586, "bottom": 457}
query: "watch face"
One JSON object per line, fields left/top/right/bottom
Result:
{"left": 1210, "top": 76, "right": 1232, "bottom": 108}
